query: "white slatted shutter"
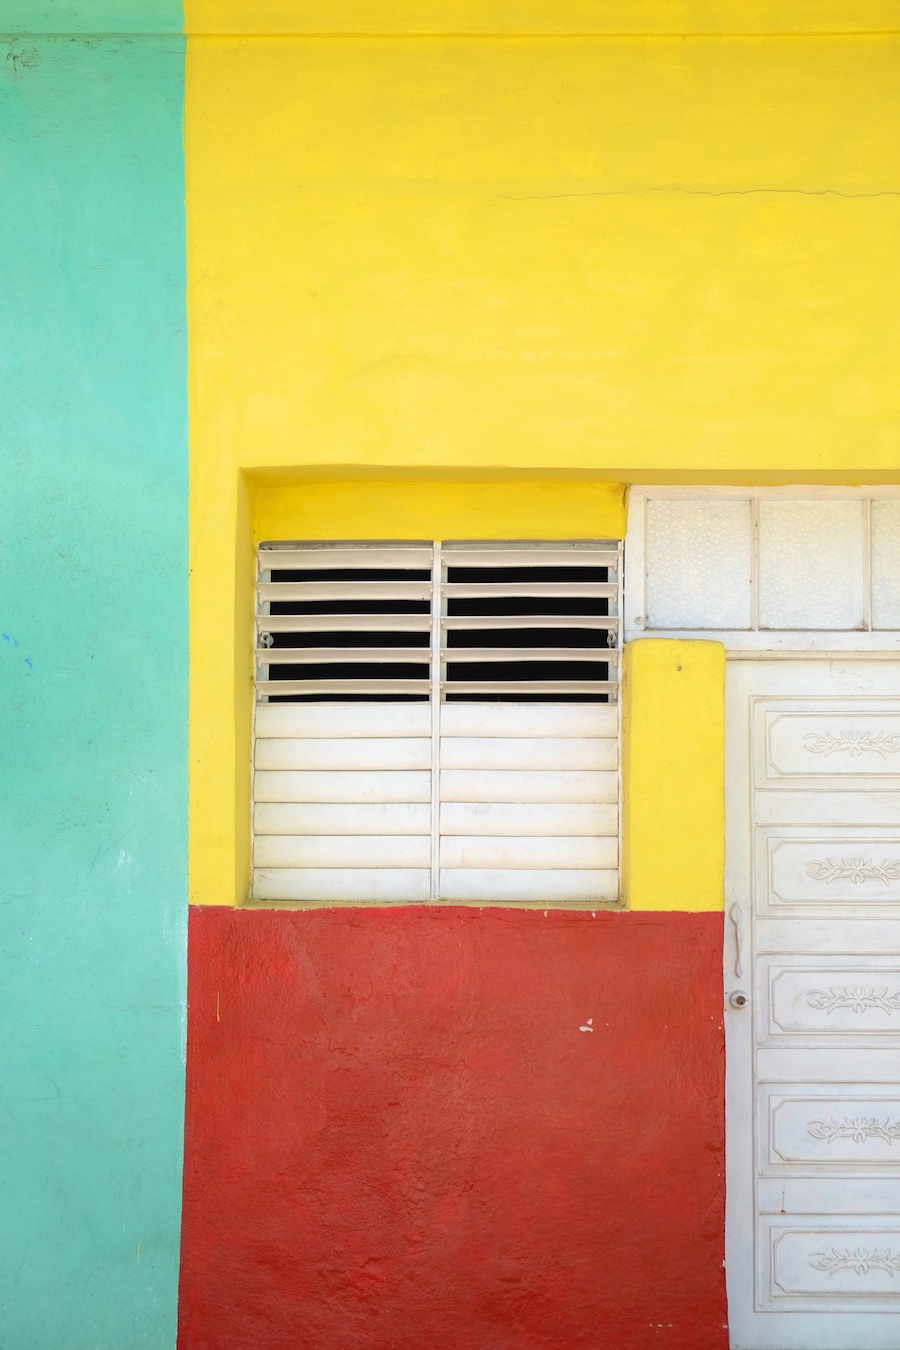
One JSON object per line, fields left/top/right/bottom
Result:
{"left": 438, "top": 541, "right": 619, "bottom": 903}
{"left": 253, "top": 539, "right": 620, "bottom": 903}
{"left": 254, "top": 543, "right": 433, "bottom": 901}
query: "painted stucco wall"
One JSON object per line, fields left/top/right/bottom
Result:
{"left": 0, "top": 11, "right": 187, "bottom": 1349}
{"left": 184, "top": 15, "right": 900, "bottom": 478}
{"left": 4, "top": 5, "right": 899, "bottom": 1348}
{"left": 180, "top": 907, "right": 726, "bottom": 1350}
{"left": 176, "top": 9, "right": 900, "bottom": 1348}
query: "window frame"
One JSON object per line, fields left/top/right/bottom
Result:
{"left": 625, "top": 485, "right": 900, "bottom": 652}
{"left": 251, "top": 536, "right": 623, "bottom": 908}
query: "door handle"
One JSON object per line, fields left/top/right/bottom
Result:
{"left": 728, "top": 904, "right": 748, "bottom": 1008}
{"left": 729, "top": 902, "right": 744, "bottom": 980}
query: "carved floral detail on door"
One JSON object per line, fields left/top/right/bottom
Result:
{"left": 802, "top": 730, "right": 900, "bottom": 759}
{"left": 808, "top": 1116, "right": 900, "bottom": 1145}
{"left": 810, "top": 1248, "right": 900, "bottom": 1278}
{"left": 805, "top": 858, "right": 900, "bottom": 885}
{"left": 807, "top": 987, "right": 900, "bottom": 1015}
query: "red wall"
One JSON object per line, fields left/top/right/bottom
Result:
{"left": 178, "top": 907, "right": 726, "bottom": 1350}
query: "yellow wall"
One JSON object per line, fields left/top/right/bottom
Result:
{"left": 185, "top": 27, "right": 900, "bottom": 478}
{"left": 186, "top": 6, "right": 900, "bottom": 907}
{"left": 622, "top": 640, "right": 725, "bottom": 912}
{"left": 251, "top": 477, "right": 624, "bottom": 544}
{"left": 185, "top": 3, "right": 900, "bottom": 37}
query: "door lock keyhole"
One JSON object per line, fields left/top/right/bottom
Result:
{"left": 729, "top": 990, "right": 749, "bottom": 1009}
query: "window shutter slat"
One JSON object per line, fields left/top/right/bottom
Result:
{"left": 440, "top": 548, "right": 619, "bottom": 569}
{"left": 439, "top": 769, "right": 618, "bottom": 804}
{"left": 440, "top": 835, "right": 617, "bottom": 869}
{"left": 255, "top": 835, "right": 431, "bottom": 868}
{"left": 256, "top": 679, "right": 432, "bottom": 697}
{"left": 255, "top": 704, "right": 431, "bottom": 737}
{"left": 260, "top": 545, "right": 433, "bottom": 570}
{"left": 439, "top": 703, "right": 617, "bottom": 738}
{"left": 258, "top": 646, "right": 433, "bottom": 665}
{"left": 443, "top": 614, "right": 618, "bottom": 632}
{"left": 255, "top": 802, "right": 431, "bottom": 835}
{"left": 439, "top": 680, "right": 617, "bottom": 697}
{"left": 254, "top": 770, "right": 431, "bottom": 804}
{"left": 255, "top": 738, "right": 431, "bottom": 771}
{"left": 438, "top": 647, "right": 618, "bottom": 664}
{"left": 253, "top": 868, "right": 431, "bottom": 903}
{"left": 439, "top": 869, "right": 618, "bottom": 904}
{"left": 440, "top": 801, "right": 617, "bottom": 837}
{"left": 263, "top": 613, "right": 433, "bottom": 633}
{"left": 440, "top": 737, "right": 617, "bottom": 771}
{"left": 258, "top": 580, "right": 433, "bottom": 602}
{"left": 442, "top": 581, "right": 616, "bottom": 599}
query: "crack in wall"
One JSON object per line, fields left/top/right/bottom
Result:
{"left": 503, "top": 185, "right": 900, "bottom": 201}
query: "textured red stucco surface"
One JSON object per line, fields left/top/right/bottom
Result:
{"left": 178, "top": 906, "right": 726, "bottom": 1350}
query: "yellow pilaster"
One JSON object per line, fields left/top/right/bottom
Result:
{"left": 623, "top": 638, "right": 725, "bottom": 912}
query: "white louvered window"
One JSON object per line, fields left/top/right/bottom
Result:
{"left": 253, "top": 540, "right": 621, "bottom": 905}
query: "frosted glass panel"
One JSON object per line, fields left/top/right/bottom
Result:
{"left": 645, "top": 498, "right": 752, "bottom": 629}
{"left": 758, "top": 499, "right": 865, "bottom": 630}
{"left": 872, "top": 500, "right": 900, "bottom": 630}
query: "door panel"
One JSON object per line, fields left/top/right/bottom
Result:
{"left": 762, "top": 829, "right": 900, "bottom": 913}
{"left": 726, "top": 660, "right": 900, "bottom": 1350}
{"left": 762, "top": 709, "right": 900, "bottom": 786}
{"left": 761, "top": 959, "right": 900, "bottom": 1042}
{"left": 759, "top": 1085, "right": 900, "bottom": 1171}
{"left": 761, "top": 1219, "right": 900, "bottom": 1311}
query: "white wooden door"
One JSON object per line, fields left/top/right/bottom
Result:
{"left": 726, "top": 659, "right": 900, "bottom": 1350}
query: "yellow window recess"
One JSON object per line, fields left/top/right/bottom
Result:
{"left": 189, "top": 476, "right": 626, "bottom": 907}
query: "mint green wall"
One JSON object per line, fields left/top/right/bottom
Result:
{"left": 0, "top": 13, "right": 186, "bottom": 1349}
{"left": 1, "top": 1, "right": 181, "bottom": 31}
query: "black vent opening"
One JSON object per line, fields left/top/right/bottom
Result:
{"left": 259, "top": 560, "right": 432, "bottom": 703}
{"left": 443, "top": 561, "right": 614, "bottom": 703}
